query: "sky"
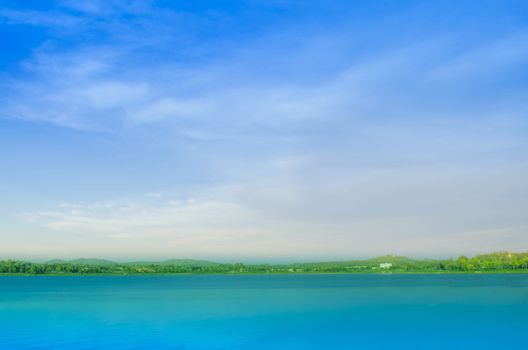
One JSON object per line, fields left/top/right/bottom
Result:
{"left": 1, "top": 0, "right": 527, "bottom": 261}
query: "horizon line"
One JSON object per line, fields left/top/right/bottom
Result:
{"left": 2, "top": 250, "right": 525, "bottom": 265}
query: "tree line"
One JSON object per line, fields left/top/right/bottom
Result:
{"left": 1, "top": 252, "right": 527, "bottom": 275}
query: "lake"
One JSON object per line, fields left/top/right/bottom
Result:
{"left": 1, "top": 274, "right": 527, "bottom": 349}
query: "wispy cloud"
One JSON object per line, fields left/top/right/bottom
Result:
{"left": 427, "top": 32, "right": 528, "bottom": 82}
{"left": 2, "top": 1, "right": 528, "bottom": 258}
{"left": 3, "top": 25, "right": 528, "bottom": 133}
{"left": 0, "top": 8, "right": 81, "bottom": 28}
{"left": 20, "top": 152, "right": 528, "bottom": 258}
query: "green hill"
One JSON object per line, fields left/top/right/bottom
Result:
{"left": 46, "top": 258, "right": 117, "bottom": 265}
{"left": 367, "top": 255, "right": 414, "bottom": 263}
{"left": 160, "top": 259, "right": 219, "bottom": 266}
{"left": 124, "top": 259, "right": 219, "bottom": 266}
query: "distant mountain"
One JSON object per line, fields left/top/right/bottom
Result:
{"left": 44, "top": 258, "right": 219, "bottom": 266}
{"left": 125, "top": 259, "right": 219, "bottom": 266}
{"left": 367, "top": 255, "right": 414, "bottom": 263}
{"left": 161, "top": 259, "right": 219, "bottom": 266}
{"left": 70, "top": 258, "right": 117, "bottom": 265}
{"left": 45, "top": 259, "right": 68, "bottom": 264}
{"left": 39, "top": 253, "right": 527, "bottom": 268}
{"left": 46, "top": 258, "right": 117, "bottom": 265}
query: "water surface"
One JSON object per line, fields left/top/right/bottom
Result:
{"left": 1, "top": 274, "right": 527, "bottom": 349}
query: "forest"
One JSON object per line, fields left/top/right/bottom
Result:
{"left": 1, "top": 252, "right": 527, "bottom": 275}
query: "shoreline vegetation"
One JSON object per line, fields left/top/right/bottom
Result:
{"left": 1, "top": 252, "right": 528, "bottom": 276}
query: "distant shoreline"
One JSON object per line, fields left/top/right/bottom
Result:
{"left": 2, "top": 252, "right": 527, "bottom": 275}
{"left": 2, "top": 271, "right": 528, "bottom": 277}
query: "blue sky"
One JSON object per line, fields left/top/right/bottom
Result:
{"left": 1, "top": 0, "right": 527, "bottom": 261}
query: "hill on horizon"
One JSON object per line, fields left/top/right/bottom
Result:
{"left": 125, "top": 259, "right": 220, "bottom": 266}
{"left": 44, "top": 258, "right": 220, "bottom": 266}
{"left": 33, "top": 252, "right": 528, "bottom": 266}
{"left": 46, "top": 258, "right": 117, "bottom": 266}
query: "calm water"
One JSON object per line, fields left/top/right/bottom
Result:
{"left": 1, "top": 274, "right": 527, "bottom": 349}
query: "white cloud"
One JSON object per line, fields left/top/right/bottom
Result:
{"left": 3, "top": 28, "right": 527, "bottom": 138}
{"left": 426, "top": 33, "right": 528, "bottom": 82}
{"left": 0, "top": 9, "right": 81, "bottom": 27}
{"left": 20, "top": 152, "right": 528, "bottom": 259}
{"left": 2, "top": 2, "right": 528, "bottom": 259}
{"left": 146, "top": 192, "right": 163, "bottom": 198}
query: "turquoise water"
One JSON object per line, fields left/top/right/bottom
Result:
{"left": 1, "top": 274, "right": 527, "bottom": 349}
